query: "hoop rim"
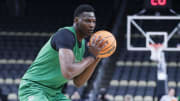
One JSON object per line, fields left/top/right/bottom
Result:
{"left": 149, "top": 43, "right": 164, "bottom": 50}
{"left": 149, "top": 43, "right": 163, "bottom": 47}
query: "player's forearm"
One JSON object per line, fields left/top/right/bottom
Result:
{"left": 64, "top": 57, "right": 95, "bottom": 79}
{"left": 73, "top": 58, "right": 101, "bottom": 87}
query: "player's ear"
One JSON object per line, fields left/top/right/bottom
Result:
{"left": 74, "top": 17, "right": 79, "bottom": 23}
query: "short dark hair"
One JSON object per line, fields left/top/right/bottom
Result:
{"left": 74, "top": 4, "right": 95, "bottom": 18}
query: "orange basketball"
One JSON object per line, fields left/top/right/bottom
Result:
{"left": 89, "top": 30, "right": 117, "bottom": 58}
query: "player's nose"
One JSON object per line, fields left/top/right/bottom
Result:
{"left": 89, "top": 22, "right": 95, "bottom": 30}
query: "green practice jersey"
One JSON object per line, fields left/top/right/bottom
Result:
{"left": 22, "top": 26, "right": 85, "bottom": 89}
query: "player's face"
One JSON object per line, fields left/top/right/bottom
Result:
{"left": 77, "top": 12, "right": 96, "bottom": 38}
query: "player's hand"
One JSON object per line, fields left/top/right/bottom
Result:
{"left": 87, "top": 35, "right": 108, "bottom": 57}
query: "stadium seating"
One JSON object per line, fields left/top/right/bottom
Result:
{"left": 1, "top": 30, "right": 180, "bottom": 101}
{"left": 0, "top": 32, "right": 49, "bottom": 101}
{"left": 105, "top": 47, "right": 180, "bottom": 101}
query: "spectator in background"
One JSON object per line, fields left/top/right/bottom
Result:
{"left": 160, "top": 88, "right": 177, "bottom": 101}
{"left": 124, "top": 94, "right": 133, "bottom": 101}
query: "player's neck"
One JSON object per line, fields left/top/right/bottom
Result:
{"left": 73, "top": 25, "right": 83, "bottom": 42}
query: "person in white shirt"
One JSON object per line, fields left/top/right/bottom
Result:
{"left": 160, "top": 88, "right": 177, "bottom": 101}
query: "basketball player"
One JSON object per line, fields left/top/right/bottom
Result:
{"left": 18, "top": 4, "right": 106, "bottom": 101}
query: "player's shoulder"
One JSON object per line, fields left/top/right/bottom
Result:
{"left": 56, "top": 28, "right": 73, "bottom": 35}
{"left": 51, "top": 28, "right": 76, "bottom": 50}
{"left": 54, "top": 28, "right": 75, "bottom": 39}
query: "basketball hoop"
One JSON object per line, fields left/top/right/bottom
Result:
{"left": 149, "top": 44, "right": 164, "bottom": 62}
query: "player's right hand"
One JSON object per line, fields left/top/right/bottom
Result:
{"left": 87, "top": 35, "right": 108, "bottom": 57}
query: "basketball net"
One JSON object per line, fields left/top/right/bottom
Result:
{"left": 149, "top": 44, "right": 164, "bottom": 62}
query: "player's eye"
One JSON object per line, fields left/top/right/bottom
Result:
{"left": 85, "top": 19, "right": 96, "bottom": 24}
{"left": 84, "top": 19, "right": 90, "bottom": 23}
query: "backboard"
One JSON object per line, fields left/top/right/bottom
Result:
{"left": 127, "top": 16, "right": 180, "bottom": 51}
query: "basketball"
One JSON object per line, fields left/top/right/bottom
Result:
{"left": 89, "top": 30, "right": 117, "bottom": 58}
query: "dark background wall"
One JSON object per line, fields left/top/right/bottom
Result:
{"left": 0, "top": 0, "right": 179, "bottom": 32}
{"left": 0, "top": 0, "right": 116, "bottom": 32}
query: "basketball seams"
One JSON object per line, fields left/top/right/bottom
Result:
{"left": 98, "top": 45, "right": 116, "bottom": 57}
{"left": 100, "top": 39, "right": 114, "bottom": 52}
{"left": 99, "top": 40, "right": 116, "bottom": 54}
{"left": 102, "top": 35, "right": 113, "bottom": 39}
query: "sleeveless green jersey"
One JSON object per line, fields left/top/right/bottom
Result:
{"left": 22, "top": 26, "right": 85, "bottom": 89}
